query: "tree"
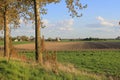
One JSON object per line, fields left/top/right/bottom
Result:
{"left": 0, "top": 0, "right": 32, "bottom": 60}
{"left": 20, "top": 0, "right": 87, "bottom": 64}
{"left": 20, "top": 36, "right": 29, "bottom": 41}
{"left": 19, "top": 0, "right": 59, "bottom": 64}
{"left": 0, "top": 0, "right": 21, "bottom": 59}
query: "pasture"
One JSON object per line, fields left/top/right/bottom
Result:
{"left": 19, "top": 50, "right": 120, "bottom": 79}
{"left": 57, "top": 50, "right": 120, "bottom": 78}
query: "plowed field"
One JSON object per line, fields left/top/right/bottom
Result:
{"left": 14, "top": 42, "right": 120, "bottom": 51}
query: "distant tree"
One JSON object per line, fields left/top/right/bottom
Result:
{"left": 20, "top": 36, "right": 29, "bottom": 41}
{"left": 0, "top": 37, "right": 3, "bottom": 41}
{"left": 116, "top": 36, "right": 120, "bottom": 40}
{"left": 30, "top": 36, "right": 34, "bottom": 41}
{"left": 47, "top": 37, "right": 53, "bottom": 41}
{"left": 11, "top": 37, "right": 16, "bottom": 41}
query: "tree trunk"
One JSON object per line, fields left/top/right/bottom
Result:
{"left": 3, "top": 12, "right": 6, "bottom": 57}
{"left": 4, "top": 8, "right": 10, "bottom": 60}
{"left": 34, "top": 0, "right": 42, "bottom": 64}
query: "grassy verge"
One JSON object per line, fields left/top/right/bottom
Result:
{"left": 0, "top": 58, "right": 102, "bottom": 80}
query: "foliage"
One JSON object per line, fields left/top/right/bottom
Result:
{"left": 0, "top": 0, "right": 21, "bottom": 29}
{"left": 0, "top": 0, "right": 34, "bottom": 58}
{"left": 19, "top": 0, "right": 87, "bottom": 24}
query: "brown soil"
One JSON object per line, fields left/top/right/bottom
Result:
{"left": 14, "top": 42, "right": 120, "bottom": 51}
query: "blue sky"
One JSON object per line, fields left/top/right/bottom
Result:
{"left": 9, "top": 0, "right": 120, "bottom": 39}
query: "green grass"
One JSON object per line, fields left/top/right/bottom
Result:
{"left": 0, "top": 58, "right": 98, "bottom": 80}
{"left": 57, "top": 50, "right": 120, "bottom": 78}
{"left": 19, "top": 50, "right": 120, "bottom": 79}
{"left": 0, "top": 41, "right": 4, "bottom": 45}
{"left": 1, "top": 50, "right": 120, "bottom": 79}
{"left": 0, "top": 39, "right": 120, "bottom": 46}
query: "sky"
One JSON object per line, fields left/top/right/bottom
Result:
{"left": 3, "top": 0, "right": 120, "bottom": 39}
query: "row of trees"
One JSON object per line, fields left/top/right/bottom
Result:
{"left": 0, "top": 0, "right": 86, "bottom": 64}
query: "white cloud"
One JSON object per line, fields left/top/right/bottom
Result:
{"left": 59, "top": 27, "right": 73, "bottom": 31}
{"left": 84, "top": 16, "right": 120, "bottom": 37}
{"left": 101, "top": 21, "right": 114, "bottom": 27}
{"left": 42, "top": 19, "right": 49, "bottom": 27}
{"left": 96, "top": 16, "right": 118, "bottom": 27}
{"left": 97, "top": 16, "right": 104, "bottom": 21}
{"left": 58, "top": 19, "right": 74, "bottom": 31}
{"left": 42, "top": 19, "right": 56, "bottom": 28}
{"left": 14, "top": 19, "right": 75, "bottom": 38}
{"left": 42, "top": 19, "right": 74, "bottom": 31}
{"left": 41, "top": 19, "right": 75, "bottom": 38}
{"left": 90, "top": 27, "right": 114, "bottom": 32}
